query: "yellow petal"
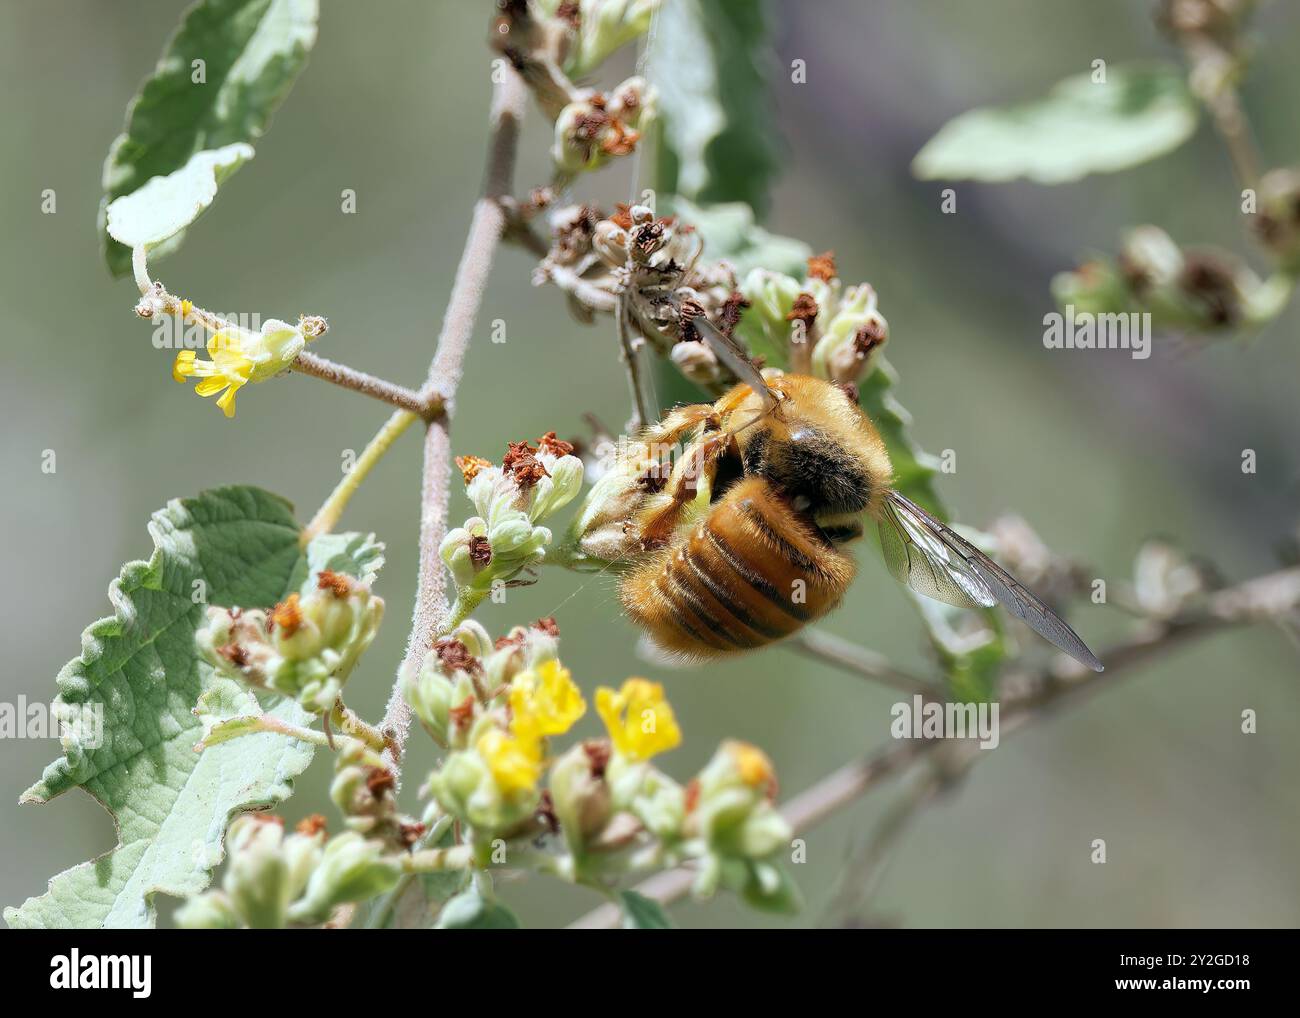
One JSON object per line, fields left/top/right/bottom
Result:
{"left": 476, "top": 728, "right": 542, "bottom": 797}
{"left": 172, "top": 350, "right": 196, "bottom": 383}
{"left": 596, "top": 678, "right": 681, "bottom": 761}
{"left": 207, "top": 329, "right": 244, "bottom": 358}
{"left": 215, "top": 381, "right": 242, "bottom": 417}
{"left": 193, "top": 376, "right": 228, "bottom": 397}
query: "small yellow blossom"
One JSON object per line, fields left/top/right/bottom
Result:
{"left": 724, "top": 739, "right": 777, "bottom": 796}
{"left": 476, "top": 728, "right": 543, "bottom": 797}
{"left": 595, "top": 678, "right": 681, "bottom": 761}
{"left": 173, "top": 330, "right": 253, "bottom": 418}
{"left": 509, "top": 660, "right": 586, "bottom": 741}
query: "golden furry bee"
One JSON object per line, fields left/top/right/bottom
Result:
{"left": 606, "top": 321, "right": 1103, "bottom": 671}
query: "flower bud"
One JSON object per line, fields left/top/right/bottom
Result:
{"left": 593, "top": 218, "right": 630, "bottom": 266}
{"left": 558, "top": 1, "right": 661, "bottom": 77}
{"left": 1253, "top": 167, "right": 1300, "bottom": 271}
{"left": 812, "top": 283, "right": 889, "bottom": 386}
{"left": 691, "top": 741, "right": 789, "bottom": 859}
{"left": 566, "top": 439, "right": 664, "bottom": 563}
{"left": 287, "top": 832, "right": 401, "bottom": 924}
{"left": 222, "top": 814, "right": 291, "bottom": 929}
{"left": 195, "top": 571, "right": 383, "bottom": 714}
{"left": 670, "top": 339, "right": 722, "bottom": 386}
{"left": 549, "top": 741, "right": 614, "bottom": 855}
{"left": 175, "top": 890, "right": 242, "bottom": 929}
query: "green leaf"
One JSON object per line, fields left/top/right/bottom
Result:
{"left": 912, "top": 63, "right": 1198, "bottom": 184}
{"left": 106, "top": 143, "right": 254, "bottom": 251}
{"left": 434, "top": 888, "right": 522, "bottom": 929}
{"left": 619, "top": 889, "right": 675, "bottom": 928}
{"left": 4, "top": 486, "right": 383, "bottom": 929}
{"left": 667, "top": 196, "right": 810, "bottom": 278}
{"left": 99, "top": 0, "right": 320, "bottom": 276}
{"left": 648, "top": 0, "right": 780, "bottom": 214}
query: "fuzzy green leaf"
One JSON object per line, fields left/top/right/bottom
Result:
{"left": 619, "top": 889, "right": 675, "bottom": 928}
{"left": 4, "top": 486, "right": 383, "bottom": 929}
{"left": 106, "top": 143, "right": 254, "bottom": 251}
{"left": 648, "top": 0, "right": 780, "bottom": 215}
{"left": 913, "top": 63, "right": 1197, "bottom": 184}
{"left": 99, "top": 0, "right": 320, "bottom": 276}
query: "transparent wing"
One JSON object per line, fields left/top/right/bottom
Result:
{"left": 881, "top": 490, "right": 1104, "bottom": 672}
{"left": 879, "top": 492, "right": 996, "bottom": 610}
{"left": 691, "top": 316, "right": 778, "bottom": 412}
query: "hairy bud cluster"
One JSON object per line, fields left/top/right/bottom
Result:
{"left": 441, "top": 433, "right": 584, "bottom": 592}
{"left": 196, "top": 570, "right": 383, "bottom": 714}
{"left": 175, "top": 814, "right": 400, "bottom": 928}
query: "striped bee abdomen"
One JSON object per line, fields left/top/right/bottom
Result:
{"left": 621, "top": 477, "right": 856, "bottom": 660}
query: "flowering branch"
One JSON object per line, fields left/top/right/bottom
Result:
{"left": 569, "top": 563, "right": 1300, "bottom": 927}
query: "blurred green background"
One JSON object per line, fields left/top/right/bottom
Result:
{"left": 3, "top": 0, "right": 1298, "bottom": 928}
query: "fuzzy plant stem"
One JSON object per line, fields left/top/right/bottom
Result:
{"left": 378, "top": 68, "right": 528, "bottom": 777}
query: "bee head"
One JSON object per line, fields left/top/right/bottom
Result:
{"left": 736, "top": 375, "right": 893, "bottom": 516}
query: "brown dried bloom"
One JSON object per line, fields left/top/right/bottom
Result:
{"left": 806, "top": 251, "right": 837, "bottom": 282}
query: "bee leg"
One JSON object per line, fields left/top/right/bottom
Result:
{"left": 638, "top": 431, "right": 731, "bottom": 549}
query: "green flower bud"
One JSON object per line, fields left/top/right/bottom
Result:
{"left": 246, "top": 319, "right": 309, "bottom": 383}
{"left": 629, "top": 766, "right": 688, "bottom": 841}
{"left": 223, "top": 814, "right": 291, "bottom": 929}
{"left": 812, "top": 283, "right": 889, "bottom": 386}
{"left": 1253, "top": 167, "right": 1300, "bottom": 271}
{"left": 175, "top": 890, "right": 242, "bottom": 929}
{"left": 552, "top": 0, "right": 661, "bottom": 78}
{"left": 566, "top": 438, "right": 662, "bottom": 564}
{"left": 427, "top": 743, "right": 539, "bottom": 836}
{"left": 282, "top": 824, "right": 327, "bottom": 902}
{"left": 691, "top": 741, "right": 791, "bottom": 859}
{"left": 195, "top": 571, "right": 383, "bottom": 715}
{"left": 287, "top": 833, "right": 401, "bottom": 924}
{"left": 549, "top": 741, "right": 614, "bottom": 856}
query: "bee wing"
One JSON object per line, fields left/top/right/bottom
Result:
{"left": 692, "top": 316, "right": 778, "bottom": 412}
{"left": 881, "top": 490, "right": 1104, "bottom": 672}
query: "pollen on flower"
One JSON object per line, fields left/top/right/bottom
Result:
{"left": 610, "top": 203, "right": 634, "bottom": 230}
{"left": 455, "top": 454, "right": 493, "bottom": 485}
{"left": 180, "top": 299, "right": 193, "bottom": 318}
{"left": 599, "top": 120, "right": 640, "bottom": 157}
{"left": 726, "top": 739, "right": 778, "bottom": 798}
{"left": 316, "top": 569, "right": 353, "bottom": 598}
{"left": 269, "top": 593, "right": 304, "bottom": 636}
{"left": 296, "top": 814, "right": 328, "bottom": 836}
{"left": 806, "top": 251, "right": 838, "bottom": 282}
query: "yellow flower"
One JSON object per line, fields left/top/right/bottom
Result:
{"left": 509, "top": 660, "right": 586, "bottom": 741}
{"left": 724, "top": 739, "right": 776, "bottom": 796}
{"left": 476, "top": 728, "right": 543, "bottom": 797}
{"left": 173, "top": 330, "right": 253, "bottom": 418}
{"left": 595, "top": 678, "right": 681, "bottom": 761}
